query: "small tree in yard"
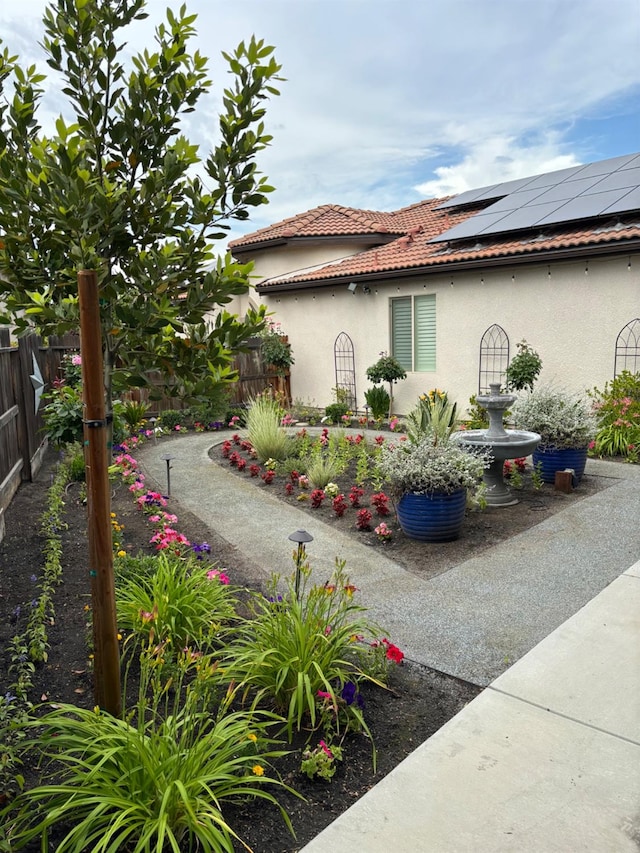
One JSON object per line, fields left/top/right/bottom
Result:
{"left": 505, "top": 340, "right": 542, "bottom": 392}
{"left": 0, "top": 0, "right": 283, "bottom": 407}
{"left": 366, "top": 352, "right": 407, "bottom": 418}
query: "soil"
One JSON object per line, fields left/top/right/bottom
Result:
{"left": 213, "top": 433, "right": 614, "bottom": 580}
{"left": 0, "top": 437, "right": 613, "bottom": 852}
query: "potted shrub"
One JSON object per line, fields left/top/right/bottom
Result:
{"left": 259, "top": 321, "right": 294, "bottom": 375}
{"left": 376, "top": 435, "right": 490, "bottom": 542}
{"left": 511, "top": 386, "right": 597, "bottom": 483}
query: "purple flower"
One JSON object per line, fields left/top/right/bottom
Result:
{"left": 341, "top": 681, "right": 364, "bottom": 709}
{"left": 30, "top": 574, "right": 37, "bottom": 583}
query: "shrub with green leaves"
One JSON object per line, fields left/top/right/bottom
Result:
{"left": 42, "top": 384, "right": 83, "bottom": 446}
{"left": 120, "top": 399, "right": 150, "bottom": 433}
{"left": 589, "top": 370, "right": 640, "bottom": 461}
{"left": 158, "top": 408, "right": 185, "bottom": 430}
{"left": 116, "top": 553, "right": 238, "bottom": 656}
{"left": 505, "top": 339, "right": 542, "bottom": 391}
{"left": 246, "top": 392, "right": 289, "bottom": 461}
{"left": 324, "top": 402, "right": 350, "bottom": 423}
{"left": 222, "top": 559, "right": 384, "bottom": 741}
{"left": 364, "top": 385, "right": 390, "bottom": 419}
{"left": 1, "top": 650, "right": 294, "bottom": 853}
{"left": 406, "top": 389, "right": 458, "bottom": 444}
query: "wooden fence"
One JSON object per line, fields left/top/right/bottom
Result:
{"left": 0, "top": 331, "right": 79, "bottom": 541}
{"left": 0, "top": 330, "right": 289, "bottom": 541}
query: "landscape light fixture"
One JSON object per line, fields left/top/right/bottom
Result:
{"left": 288, "top": 529, "right": 314, "bottom": 599}
{"left": 161, "top": 453, "right": 175, "bottom": 497}
{"left": 347, "top": 282, "right": 358, "bottom": 293}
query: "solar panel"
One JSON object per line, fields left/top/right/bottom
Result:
{"left": 430, "top": 152, "right": 640, "bottom": 243}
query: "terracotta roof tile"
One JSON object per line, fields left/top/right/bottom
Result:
{"left": 228, "top": 204, "right": 405, "bottom": 247}
{"left": 230, "top": 190, "right": 640, "bottom": 290}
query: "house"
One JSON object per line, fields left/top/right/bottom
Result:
{"left": 229, "top": 152, "right": 640, "bottom": 416}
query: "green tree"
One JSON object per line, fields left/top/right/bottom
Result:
{"left": 0, "top": 0, "right": 283, "bottom": 405}
{"left": 366, "top": 352, "right": 407, "bottom": 418}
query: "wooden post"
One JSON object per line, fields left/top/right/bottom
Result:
{"left": 554, "top": 469, "right": 574, "bottom": 493}
{"left": 78, "top": 270, "right": 121, "bottom": 716}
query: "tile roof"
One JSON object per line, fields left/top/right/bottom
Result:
{"left": 230, "top": 168, "right": 640, "bottom": 291}
{"left": 228, "top": 204, "right": 404, "bottom": 246}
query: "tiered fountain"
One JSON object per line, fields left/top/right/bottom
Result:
{"left": 455, "top": 383, "right": 541, "bottom": 506}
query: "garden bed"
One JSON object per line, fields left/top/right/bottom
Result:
{"left": 212, "top": 429, "right": 614, "bottom": 580}
{"left": 0, "top": 447, "right": 480, "bottom": 852}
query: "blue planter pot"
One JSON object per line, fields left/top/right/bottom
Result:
{"left": 396, "top": 489, "right": 467, "bottom": 542}
{"left": 532, "top": 446, "right": 588, "bottom": 485}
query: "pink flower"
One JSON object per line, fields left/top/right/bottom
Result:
{"left": 319, "top": 740, "right": 333, "bottom": 758}
{"left": 71, "top": 354, "right": 82, "bottom": 366}
{"left": 207, "top": 569, "right": 230, "bottom": 584}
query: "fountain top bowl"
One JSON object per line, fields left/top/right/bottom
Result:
{"left": 454, "top": 429, "right": 541, "bottom": 461}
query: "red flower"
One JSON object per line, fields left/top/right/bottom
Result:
{"left": 356, "top": 508, "right": 372, "bottom": 530}
{"left": 310, "top": 488, "right": 325, "bottom": 508}
{"left": 382, "top": 638, "right": 404, "bottom": 664}
{"left": 332, "top": 494, "right": 347, "bottom": 517}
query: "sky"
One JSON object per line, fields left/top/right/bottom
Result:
{"left": 2, "top": 0, "right": 640, "bottom": 243}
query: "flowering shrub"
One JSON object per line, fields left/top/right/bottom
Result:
{"left": 261, "top": 470, "right": 276, "bottom": 485}
{"left": 310, "top": 488, "right": 325, "bottom": 508}
{"left": 589, "top": 371, "right": 640, "bottom": 462}
{"left": 370, "top": 492, "right": 390, "bottom": 516}
{"left": 332, "top": 494, "right": 347, "bottom": 517}
{"left": 374, "top": 522, "right": 392, "bottom": 542}
{"left": 356, "top": 509, "right": 372, "bottom": 530}
{"left": 512, "top": 386, "right": 597, "bottom": 449}
{"left": 377, "top": 435, "right": 490, "bottom": 498}
{"left": 348, "top": 486, "right": 364, "bottom": 507}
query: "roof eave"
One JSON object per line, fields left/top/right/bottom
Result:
{"left": 255, "top": 237, "right": 640, "bottom": 293}
{"left": 230, "top": 232, "right": 399, "bottom": 256}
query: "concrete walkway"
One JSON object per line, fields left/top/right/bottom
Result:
{"left": 137, "top": 434, "right": 640, "bottom": 851}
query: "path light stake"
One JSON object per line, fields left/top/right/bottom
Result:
{"left": 78, "top": 270, "right": 121, "bottom": 717}
{"left": 288, "top": 529, "right": 314, "bottom": 600}
{"left": 161, "top": 453, "right": 175, "bottom": 497}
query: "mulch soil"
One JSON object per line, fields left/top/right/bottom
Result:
{"left": 0, "top": 435, "right": 613, "bottom": 851}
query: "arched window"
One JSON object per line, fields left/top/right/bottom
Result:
{"left": 479, "top": 324, "right": 509, "bottom": 394}
{"left": 334, "top": 332, "right": 357, "bottom": 409}
{"left": 614, "top": 318, "right": 640, "bottom": 377}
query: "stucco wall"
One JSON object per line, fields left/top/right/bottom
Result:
{"left": 239, "top": 249, "right": 639, "bottom": 416}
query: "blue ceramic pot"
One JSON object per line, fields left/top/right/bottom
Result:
{"left": 396, "top": 488, "right": 467, "bottom": 542}
{"left": 532, "top": 446, "right": 588, "bottom": 484}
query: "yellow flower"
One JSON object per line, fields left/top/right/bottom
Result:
{"left": 247, "top": 733, "right": 257, "bottom": 742}
{"left": 252, "top": 765, "right": 264, "bottom": 777}
{"left": 110, "top": 512, "right": 116, "bottom": 519}
{"left": 117, "top": 550, "right": 127, "bottom": 558}
{"left": 117, "top": 633, "right": 122, "bottom": 641}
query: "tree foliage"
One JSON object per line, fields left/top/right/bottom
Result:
{"left": 0, "top": 0, "right": 283, "bottom": 402}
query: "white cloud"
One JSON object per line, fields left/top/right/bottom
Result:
{"left": 2, "top": 0, "right": 639, "bottom": 230}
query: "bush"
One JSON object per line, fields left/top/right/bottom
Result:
{"left": 120, "top": 399, "right": 150, "bottom": 434}
{"left": 505, "top": 340, "right": 542, "bottom": 391}
{"left": 1, "top": 650, "right": 293, "bottom": 852}
{"left": 589, "top": 370, "right": 640, "bottom": 461}
{"left": 65, "top": 443, "right": 86, "bottom": 482}
{"left": 306, "top": 454, "right": 345, "bottom": 488}
{"left": 364, "top": 386, "right": 390, "bottom": 420}
{"left": 405, "top": 389, "right": 458, "bottom": 444}
{"left": 222, "top": 559, "right": 385, "bottom": 741}
{"left": 42, "top": 384, "right": 84, "bottom": 446}
{"left": 158, "top": 408, "right": 185, "bottom": 430}
{"left": 324, "top": 402, "right": 350, "bottom": 423}
{"left": 512, "top": 386, "right": 597, "bottom": 449}
{"left": 116, "top": 553, "right": 238, "bottom": 657}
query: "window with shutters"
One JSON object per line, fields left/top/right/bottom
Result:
{"left": 390, "top": 295, "right": 436, "bottom": 372}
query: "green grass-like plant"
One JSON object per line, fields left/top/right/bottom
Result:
{"left": 305, "top": 453, "right": 345, "bottom": 488}
{"left": 246, "top": 393, "right": 289, "bottom": 461}
{"left": 116, "top": 553, "right": 238, "bottom": 656}
{"left": 1, "top": 650, "right": 294, "bottom": 852}
{"left": 223, "top": 559, "right": 383, "bottom": 741}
